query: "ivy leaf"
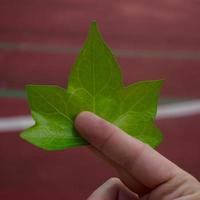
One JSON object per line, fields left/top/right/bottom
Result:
{"left": 20, "top": 22, "right": 163, "bottom": 150}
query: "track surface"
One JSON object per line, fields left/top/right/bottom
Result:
{"left": 0, "top": 0, "right": 200, "bottom": 199}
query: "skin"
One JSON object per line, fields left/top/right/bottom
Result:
{"left": 75, "top": 111, "right": 200, "bottom": 200}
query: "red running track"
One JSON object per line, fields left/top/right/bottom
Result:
{"left": 0, "top": 0, "right": 200, "bottom": 199}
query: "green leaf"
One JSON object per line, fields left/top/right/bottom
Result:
{"left": 113, "top": 80, "right": 163, "bottom": 147}
{"left": 20, "top": 21, "right": 163, "bottom": 150}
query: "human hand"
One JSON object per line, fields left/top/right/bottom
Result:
{"left": 75, "top": 111, "right": 200, "bottom": 200}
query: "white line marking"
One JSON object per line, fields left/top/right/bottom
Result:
{"left": 0, "top": 100, "right": 200, "bottom": 132}
{"left": 157, "top": 100, "right": 200, "bottom": 119}
{"left": 0, "top": 116, "right": 34, "bottom": 132}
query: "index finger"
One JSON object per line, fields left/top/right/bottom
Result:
{"left": 75, "top": 111, "right": 180, "bottom": 189}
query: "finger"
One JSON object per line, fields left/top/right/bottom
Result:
{"left": 75, "top": 111, "right": 180, "bottom": 188}
{"left": 116, "top": 164, "right": 150, "bottom": 195}
{"left": 89, "top": 146, "right": 149, "bottom": 195}
{"left": 87, "top": 177, "right": 139, "bottom": 200}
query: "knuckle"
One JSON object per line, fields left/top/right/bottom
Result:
{"left": 97, "top": 123, "right": 116, "bottom": 150}
{"left": 107, "top": 177, "right": 121, "bottom": 184}
{"left": 122, "top": 143, "right": 148, "bottom": 171}
{"left": 106, "top": 177, "right": 121, "bottom": 188}
{"left": 86, "top": 177, "right": 121, "bottom": 200}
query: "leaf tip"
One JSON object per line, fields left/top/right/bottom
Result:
{"left": 147, "top": 79, "right": 165, "bottom": 90}
{"left": 91, "top": 20, "right": 97, "bottom": 26}
{"left": 158, "top": 79, "right": 165, "bottom": 85}
{"left": 153, "top": 79, "right": 165, "bottom": 89}
{"left": 90, "top": 20, "right": 97, "bottom": 29}
{"left": 19, "top": 130, "right": 29, "bottom": 142}
{"left": 20, "top": 132, "right": 46, "bottom": 151}
{"left": 25, "top": 84, "right": 36, "bottom": 95}
{"left": 88, "top": 20, "right": 101, "bottom": 38}
{"left": 19, "top": 131, "right": 31, "bottom": 147}
{"left": 19, "top": 129, "right": 51, "bottom": 151}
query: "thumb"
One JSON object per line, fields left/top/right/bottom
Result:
{"left": 87, "top": 177, "right": 139, "bottom": 200}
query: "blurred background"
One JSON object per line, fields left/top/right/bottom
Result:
{"left": 0, "top": 0, "right": 200, "bottom": 199}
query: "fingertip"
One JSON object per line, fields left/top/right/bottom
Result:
{"left": 75, "top": 111, "right": 98, "bottom": 134}
{"left": 75, "top": 111, "right": 115, "bottom": 146}
{"left": 75, "top": 111, "right": 90, "bottom": 125}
